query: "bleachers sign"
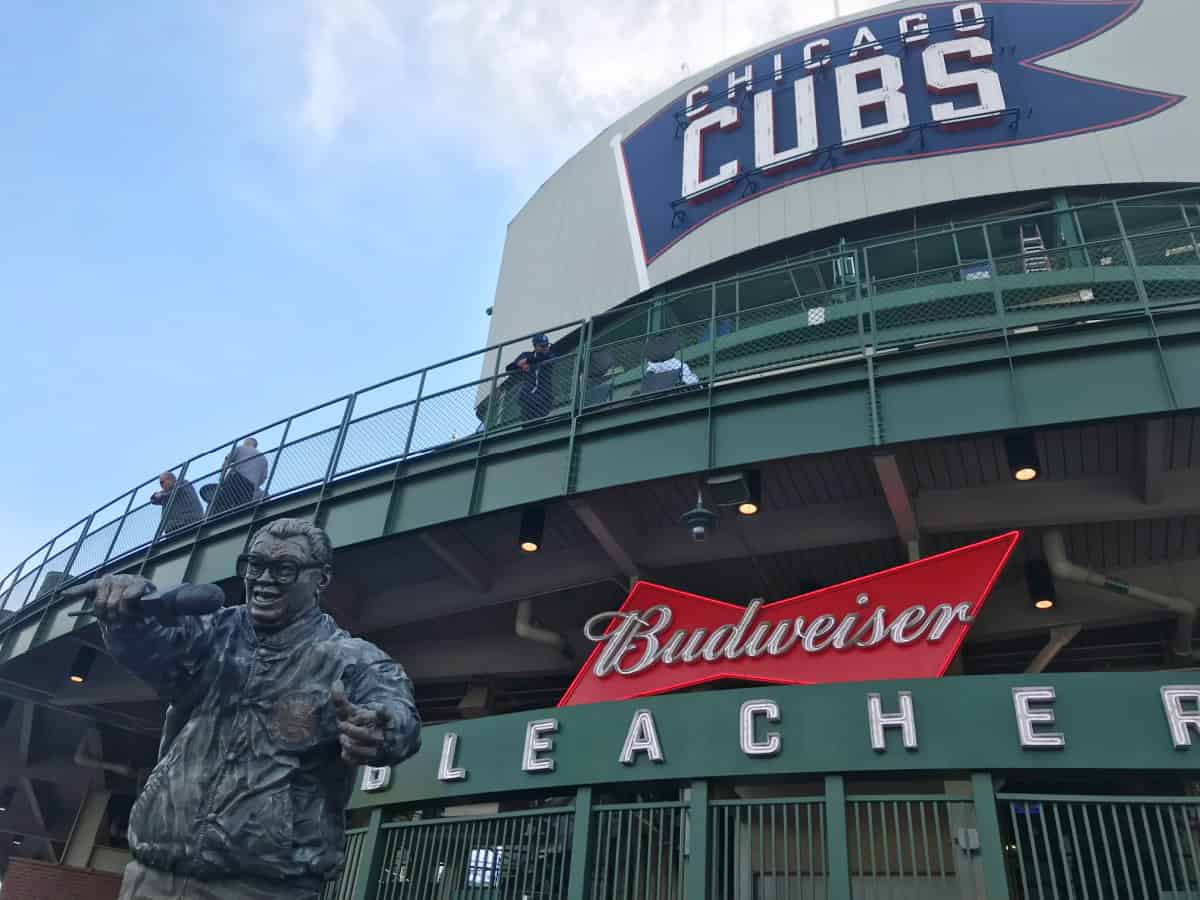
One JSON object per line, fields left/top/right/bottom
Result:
{"left": 619, "top": 1, "right": 1181, "bottom": 264}
{"left": 558, "top": 531, "right": 1019, "bottom": 707}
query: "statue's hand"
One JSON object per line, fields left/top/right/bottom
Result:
{"left": 331, "top": 679, "right": 393, "bottom": 766}
{"left": 63, "top": 574, "right": 156, "bottom": 622}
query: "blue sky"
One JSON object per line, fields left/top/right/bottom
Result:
{"left": 0, "top": 0, "right": 869, "bottom": 581}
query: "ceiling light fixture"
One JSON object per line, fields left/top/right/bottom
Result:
{"left": 68, "top": 645, "right": 97, "bottom": 685}
{"left": 1026, "top": 559, "right": 1056, "bottom": 611}
{"left": 519, "top": 506, "right": 545, "bottom": 554}
{"left": 1004, "top": 432, "right": 1041, "bottom": 482}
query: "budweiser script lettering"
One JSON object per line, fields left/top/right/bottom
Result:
{"left": 583, "top": 594, "right": 973, "bottom": 678}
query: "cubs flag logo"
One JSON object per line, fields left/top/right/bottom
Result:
{"left": 559, "top": 531, "right": 1019, "bottom": 707}
{"left": 619, "top": 1, "right": 1182, "bottom": 265}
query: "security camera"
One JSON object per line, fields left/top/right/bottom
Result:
{"left": 680, "top": 492, "right": 718, "bottom": 543}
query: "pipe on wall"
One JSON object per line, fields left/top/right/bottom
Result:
{"left": 74, "top": 731, "right": 135, "bottom": 779}
{"left": 515, "top": 598, "right": 571, "bottom": 658}
{"left": 1042, "top": 530, "right": 1195, "bottom": 659}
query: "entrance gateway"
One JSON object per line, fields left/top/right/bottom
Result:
{"left": 347, "top": 536, "right": 1200, "bottom": 900}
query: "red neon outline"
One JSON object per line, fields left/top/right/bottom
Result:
{"left": 623, "top": 0, "right": 1180, "bottom": 267}
{"left": 557, "top": 530, "right": 1021, "bottom": 706}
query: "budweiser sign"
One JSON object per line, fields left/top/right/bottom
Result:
{"left": 559, "top": 532, "right": 1019, "bottom": 707}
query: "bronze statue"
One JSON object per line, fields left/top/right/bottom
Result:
{"left": 68, "top": 517, "right": 421, "bottom": 900}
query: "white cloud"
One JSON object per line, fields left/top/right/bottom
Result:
{"left": 276, "top": 0, "right": 891, "bottom": 178}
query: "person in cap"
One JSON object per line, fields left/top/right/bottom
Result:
{"left": 504, "top": 333, "right": 557, "bottom": 424}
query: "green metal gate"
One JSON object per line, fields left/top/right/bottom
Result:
{"left": 999, "top": 794, "right": 1200, "bottom": 900}
{"left": 336, "top": 782, "right": 1200, "bottom": 899}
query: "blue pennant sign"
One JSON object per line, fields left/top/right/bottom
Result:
{"left": 619, "top": 0, "right": 1183, "bottom": 265}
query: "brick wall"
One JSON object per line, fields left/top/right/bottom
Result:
{"left": 0, "top": 858, "right": 122, "bottom": 900}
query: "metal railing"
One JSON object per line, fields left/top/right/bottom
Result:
{"left": 373, "top": 806, "right": 573, "bottom": 899}
{"left": 5, "top": 186, "right": 1200, "bottom": 620}
{"left": 338, "top": 783, "right": 1200, "bottom": 899}
{"left": 321, "top": 827, "right": 367, "bottom": 900}
{"left": 1000, "top": 793, "right": 1200, "bottom": 900}
{"left": 589, "top": 800, "right": 690, "bottom": 898}
{"left": 846, "top": 795, "right": 981, "bottom": 900}
{"left": 710, "top": 796, "right": 827, "bottom": 900}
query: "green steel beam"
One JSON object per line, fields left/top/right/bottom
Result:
{"left": 971, "top": 772, "right": 1013, "bottom": 900}
{"left": 350, "top": 807, "right": 385, "bottom": 900}
{"left": 565, "top": 785, "right": 594, "bottom": 900}
{"left": 683, "top": 779, "right": 709, "bottom": 900}
{"left": 824, "top": 775, "right": 852, "bottom": 900}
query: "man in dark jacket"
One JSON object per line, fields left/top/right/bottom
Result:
{"left": 505, "top": 333, "right": 557, "bottom": 424}
{"left": 150, "top": 471, "right": 204, "bottom": 534}
{"left": 75, "top": 517, "right": 421, "bottom": 899}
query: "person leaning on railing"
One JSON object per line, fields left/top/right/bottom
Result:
{"left": 504, "top": 333, "right": 557, "bottom": 425}
{"left": 209, "top": 437, "right": 269, "bottom": 514}
{"left": 150, "top": 471, "right": 203, "bottom": 534}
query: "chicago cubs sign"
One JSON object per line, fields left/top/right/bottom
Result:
{"left": 559, "top": 531, "right": 1019, "bottom": 707}
{"left": 620, "top": 1, "right": 1182, "bottom": 264}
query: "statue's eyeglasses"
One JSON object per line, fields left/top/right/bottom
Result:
{"left": 236, "top": 555, "right": 322, "bottom": 584}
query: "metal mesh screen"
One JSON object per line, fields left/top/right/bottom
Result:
{"left": 69, "top": 516, "right": 124, "bottom": 580}
{"left": 335, "top": 404, "right": 415, "bottom": 475}
{"left": 268, "top": 429, "right": 338, "bottom": 496}
{"left": 408, "top": 384, "right": 486, "bottom": 455}
{"left": 3, "top": 567, "right": 39, "bottom": 612}
{"left": 107, "top": 501, "right": 162, "bottom": 561}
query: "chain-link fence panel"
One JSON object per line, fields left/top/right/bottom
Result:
{"left": 716, "top": 290, "right": 863, "bottom": 379}
{"left": 872, "top": 287, "right": 998, "bottom": 347}
{"left": 1127, "top": 228, "right": 1200, "bottom": 307}
{"left": 1128, "top": 227, "right": 1200, "bottom": 267}
{"left": 872, "top": 262, "right": 964, "bottom": 297}
{"left": 993, "top": 242, "right": 1141, "bottom": 321}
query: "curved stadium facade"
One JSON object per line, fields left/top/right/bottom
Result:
{"left": 2, "top": 2, "right": 1200, "bottom": 899}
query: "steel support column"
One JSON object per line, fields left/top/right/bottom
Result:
{"left": 565, "top": 785, "right": 594, "bottom": 900}
{"left": 971, "top": 772, "right": 1013, "bottom": 899}
{"left": 824, "top": 775, "right": 852, "bottom": 900}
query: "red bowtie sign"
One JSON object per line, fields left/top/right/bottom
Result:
{"left": 559, "top": 531, "right": 1019, "bottom": 707}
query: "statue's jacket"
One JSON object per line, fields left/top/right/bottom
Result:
{"left": 101, "top": 604, "right": 421, "bottom": 889}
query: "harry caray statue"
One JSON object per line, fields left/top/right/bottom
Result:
{"left": 68, "top": 517, "right": 421, "bottom": 900}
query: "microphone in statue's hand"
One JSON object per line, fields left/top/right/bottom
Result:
{"left": 138, "top": 583, "right": 226, "bottom": 618}
{"left": 67, "top": 582, "right": 225, "bottom": 619}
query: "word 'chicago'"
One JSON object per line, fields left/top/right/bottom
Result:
{"left": 681, "top": 2, "right": 1006, "bottom": 198}
{"left": 582, "top": 595, "right": 973, "bottom": 678}
{"left": 357, "top": 685, "right": 1200, "bottom": 790}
